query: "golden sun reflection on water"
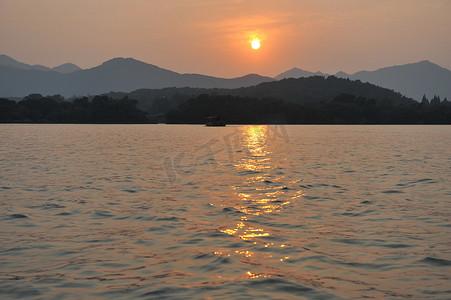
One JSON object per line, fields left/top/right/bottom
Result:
{"left": 242, "top": 126, "right": 270, "bottom": 156}
{"left": 234, "top": 126, "right": 271, "bottom": 172}
{"left": 217, "top": 126, "right": 301, "bottom": 271}
{"left": 246, "top": 271, "right": 270, "bottom": 279}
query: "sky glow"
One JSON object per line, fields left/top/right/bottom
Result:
{"left": 0, "top": 0, "right": 449, "bottom": 77}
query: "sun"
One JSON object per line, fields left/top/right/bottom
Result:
{"left": 251, "top": 39, "right": 261, "bottom": 50}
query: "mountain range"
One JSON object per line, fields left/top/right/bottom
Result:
{"left": 1, "top": 54, "right": 450, "bottom": 101}
{"left": 275, "top": 61, "right": 451, "bottom": 101}
{"left": 0, "top": 54, "right": 81, "bottom": 73}
{"left": 0, "top": 55, "right": 272, "bottom": 98}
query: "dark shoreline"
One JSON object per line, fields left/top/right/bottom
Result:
{"left": 2, "top": 92, "right": 451, "bottom": 125}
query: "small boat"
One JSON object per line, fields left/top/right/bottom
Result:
{"left": 205, "top": 115, "right": 226, "bottom": 126}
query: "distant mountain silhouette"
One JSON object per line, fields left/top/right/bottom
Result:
{"left": 0, "top": 54, "right": 51, "bottom": 72}
{"left": 277, "top": 61, "right": 451, "bottom": 101}
{"left": 274, "top": 67, "right": 327, "bottom": 80}
{"left": 2, "top": 54, "right": 450, "bottom": 101}
{"left": 334, "top": 71, "right": 351, "bottom": 78}
{"left": 0, "top": 55, "right": 273, "bottom": 98}
{"left": 341, "top": 61, "right": 451, "bottom": 101}
{"left": 52, "top": 63, "right": 81, "bottom": 73}
{"left": 0, "top": 54, "right": 82, "bottom": 76}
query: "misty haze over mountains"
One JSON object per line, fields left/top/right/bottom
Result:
{"left": 0, "top": 54, "right": 450, "bottom": 101}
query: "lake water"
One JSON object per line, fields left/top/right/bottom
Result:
{"left": 0, "top": 124, "right": 450, "bottom": 299}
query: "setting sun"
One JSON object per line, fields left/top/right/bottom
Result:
{"left": 251, "top": 39, "right": 261, "bottom": 50}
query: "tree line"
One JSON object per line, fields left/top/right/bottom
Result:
{"left": 166, "top": 93, "right": 451, "bottom": 124}
{"left": 2, "top": 91, "right": 450, "bottom": 124}
{"left": 0, "top": 94, "right": 148, "bottom": 123}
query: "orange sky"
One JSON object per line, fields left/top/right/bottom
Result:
{"left": 1, "top": 0, "right": 450, "bottom": 77}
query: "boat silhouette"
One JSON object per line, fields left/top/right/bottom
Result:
{"left": 205, "top": 115, "right": 226, "bottom": 126}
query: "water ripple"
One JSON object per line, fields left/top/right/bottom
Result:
{"left": 0, "top": 124, "right": 450, "bottom": 299}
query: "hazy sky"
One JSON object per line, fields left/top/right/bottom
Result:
{"left": 1, "top": 0, "right": 450, "bottom": 77}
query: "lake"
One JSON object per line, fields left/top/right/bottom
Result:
{"left": 0, "top": 124, "right": 450, "bottom": 299}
